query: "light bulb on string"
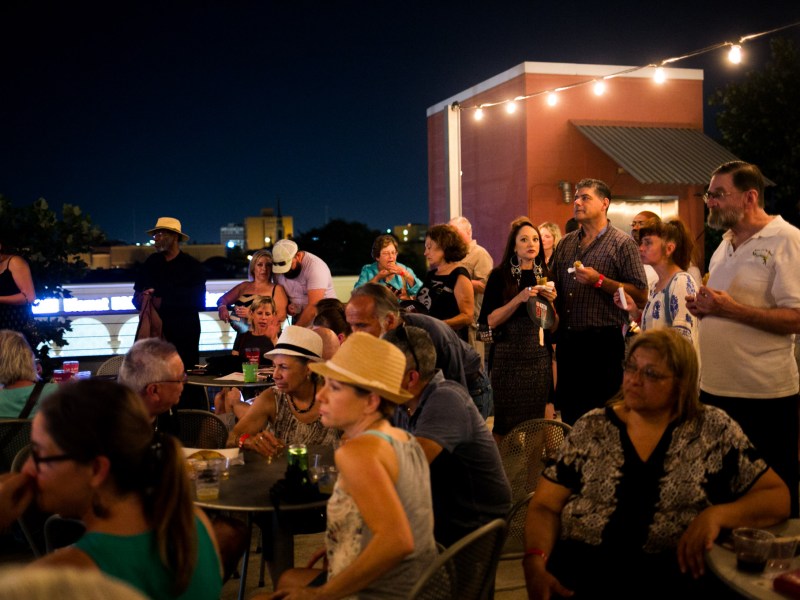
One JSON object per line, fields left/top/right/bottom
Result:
{"left": 506, "top": 101, "right": 517, "bottom": 114}
{"left": 474, "top": 107, "right": 484, "bottom": 121}
{"left": 593, "top": 80, "right": 606, "bottom": 96}
{"left": 653, "top": 66, "right": 667, "bottom": 84}
{"left": 546, "top": 91, "right": 558, "bottom": 106}
{"left": 728, "top": 44, "right": 742, "bottom": 64}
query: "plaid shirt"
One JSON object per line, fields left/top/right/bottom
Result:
{"left": 552, "top": 222, "right": 647, "bottom": 329}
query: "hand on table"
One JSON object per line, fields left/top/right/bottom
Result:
{"left": 243, "top": 430, "right": 285, "bottom": 458}
{"left": 677, "top": 506, "right": 722, "bottom": 578}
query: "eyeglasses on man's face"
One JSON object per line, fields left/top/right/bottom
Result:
{"left": 703, "top": 190, "right": 740, "bottom": 204}
{"left": 622, "top": 360, "right": 673, "bottom": 383}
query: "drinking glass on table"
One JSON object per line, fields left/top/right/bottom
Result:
{"left": 244, "top": 347, "right": 260, "bottom": 364}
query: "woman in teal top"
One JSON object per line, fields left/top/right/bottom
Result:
{"left": 22, "top": 380, "right": 223, "bottom": 600}
{"left": 355, "top": 234, "right": 421, "bottom": 299}
{"left": 0, "top": 329, "right": 57, "bottom": 418}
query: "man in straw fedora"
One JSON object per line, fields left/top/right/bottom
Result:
{"left": 383, "top": 325, "right": 510, "bottom": 547}
{"left": 133, "top": 217, "right": 206, "bottom": 376}
{"left": 267, "top": 331, "right": 438, "bottom": 599}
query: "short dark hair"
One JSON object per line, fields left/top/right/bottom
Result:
{"left": 576, "top": 178, "right": 612, "bottom": 203}
{"left": 426, "top": 224, "right": 468, "bottom": 263}
{"left": 712, "top": 161, "right": 765, "bottom": 207}
{"left": 383, "top": 325, "right": 437, "bottom": 380}
{"left": 371, "top": 234, "right": 400, "bottom": 260}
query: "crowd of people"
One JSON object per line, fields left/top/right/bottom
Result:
{"left": 1, "top": 159, "right": 799, "bottom": 599}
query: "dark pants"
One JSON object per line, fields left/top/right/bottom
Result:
{"left": 701, "top": 391, "right": 799, "bottom": 518}
{"left": 555, "top": 327, "right": 625, "bottom": 425}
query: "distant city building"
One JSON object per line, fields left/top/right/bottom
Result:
{"left": 79, "top": 244, "right": 226, "bottom": 269}
{"left": 220, "top": 222, "right": 245, "bottom": 249}
{"left": 245, "top": 208, "right": 294, "bottom": 251}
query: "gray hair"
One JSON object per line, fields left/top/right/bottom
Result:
{"left": 449, "top": 216, "right": 472, "bottom": 237}
{"left": 383, "top": 325, "right": 437, "bottom": 380}
{"left": 350, "top": 283, "right": 401, "bottom": 321}
{"left": 118, "top": 338, "right": 180, "bottom": 393}
{"left": 0, "top": 330, "right": 37, "bottom": 385}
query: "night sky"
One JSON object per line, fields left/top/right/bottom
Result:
{"left": 2, "top": 1, "right": 798, "bottom": 244}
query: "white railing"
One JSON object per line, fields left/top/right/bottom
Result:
{"left": 35, "top": 277, "right": 358, "bottom": 358}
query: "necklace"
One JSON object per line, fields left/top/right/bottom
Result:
{"left": 288, "top": 380, "right": 317, "bottom": 414}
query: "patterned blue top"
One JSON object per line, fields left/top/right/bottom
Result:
{"left": 640, "top": 271, "right": 699, "bottom": 350}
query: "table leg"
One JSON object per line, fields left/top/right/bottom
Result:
{"left": 268, "top": 510, "right": 295, "bottom": 589}
{"left": 237, "top": 513, "right": 254, "bottom": 600}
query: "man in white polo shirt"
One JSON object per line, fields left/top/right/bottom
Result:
{"left": 687, "top": 160, "right": 800, "bottom": 516}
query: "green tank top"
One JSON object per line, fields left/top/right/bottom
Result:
{"left": 74, "top": 516, "right": 221, "bottom": 600}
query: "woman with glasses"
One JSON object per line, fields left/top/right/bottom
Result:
{"left": 22, "top": 379, "right": 223, "bottom": 600}
{"left": 354, "top": 234, "right": 421, "bottom": 300}
{"left": 217, "top": 249, "right": 289, "bottom": 334}
{"left": 614, "top": 218, "right": 700, "bottom": 350}
{"left": 523, "top": 330, "right": 789, "bottom": 599}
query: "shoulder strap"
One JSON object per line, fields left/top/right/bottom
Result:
{"left": 662, "top": 274, "right": 678, "bottom": 328}
{"left": 359, "top": 430, "right": 394, "bottom": 443}
{"left": 19, "top": 381, "right": 46, "bottom": 419}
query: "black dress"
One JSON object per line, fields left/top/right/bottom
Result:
{"left": 417, "top": 266, "right": 471, "bottom": 341}
{"left": 479, "top": 268, "right": 551, "bottom": 435}
{"left": 0, "top": 258, "right": 34, "bottom": 339}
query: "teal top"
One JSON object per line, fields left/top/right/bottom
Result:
{"left": 0, "top": 382, "right": 58, "bottom": 418}
{"left": 74, "top": 516, "right": 222, "bottom": 600}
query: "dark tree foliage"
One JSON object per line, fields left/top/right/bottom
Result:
{"left": 0, "top": 196, "right": 105, "bottom": 362}
{"left": 709, "top": 37, "right": 800, "bottom": 226}
{"left": 293, "top": 219, "right": 383, "bottom": 276}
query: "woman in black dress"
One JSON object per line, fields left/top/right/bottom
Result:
{"left": 479, "top": 217, "right": 558, "bottom": 441}
{"left": 416, "top": 224, "right": 474, "bottom": 342}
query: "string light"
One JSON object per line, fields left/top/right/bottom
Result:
{"left": 456, "top": 20, "right": 800, "bottom": 118}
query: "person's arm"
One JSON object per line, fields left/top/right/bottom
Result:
{"left": 217, "top": 282, "right": 246, "bottom": 322}
{"left": 523, "top": 478, "right": 575, "bottom": 600}
{"left": 294, "top": 288, "right": 325, "bottom": 327}
{"left": 677, "top": 467, "right": 790, "bottom": 578}
{"left": 227, "top": 388, "right": 277, "bottom": 447}
{"left": 574, "top": 265, "right": 648, "bottom": 307}
{"left": 442, "top": 274, "right": 474, "bottom": 332}
{"left": 686, "top": 285, "right": 800, "bottom": 335}
{"left": 272, "top": 284, "right": 289, "bottom": 324}
{"left": 354, "top": 263, "right": 377, "bottom": 288}
{"left": 0, "top": 256, "right": 35, "bottom": 305}
{"left": 0, "top": 472, "right": 34, "bottom": 528}
{"left": 471, "top": 250, "right": 493, "bottom": 295}
{"left": 415, "top": 436, "right": 443, "bottom": 464}
{"left": 488, "top": 286, "right": 534, "bottom": 329}
{"left": 277, "top": 436, "right": 416, "bottom": 599}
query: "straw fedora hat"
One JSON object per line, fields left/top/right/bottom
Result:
{"left": 264, "top": 325, "right": 324, "bottom": 362}
{"left": 309, "top": 332, "right": 413, "bottom": 404}
{"left": 147, "top": 217, "right": 189, "bottom": 241}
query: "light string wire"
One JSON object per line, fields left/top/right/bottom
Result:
{"left": 457, "top": 20, "right": 800, "bottom": 114}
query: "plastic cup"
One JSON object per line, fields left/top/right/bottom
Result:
{"left": 733, "top": 528, "right": 775, "bottom": 573}
{"left": 245, "top": 347, "right": 260, "bottom": 364}
{"left": 242, "top": 362, "right": 258, "bottom": 383}
{"left": 52, "top": 369, "right": 71, "bottom": 383}
{"left": 195, "top": 462, "right": 221, "bottom": 501}
{"left": 63, "top": 360, "right": 80, "bottom": 374}
{"left": 318, "top": 466, "right": 338, "bottom": 494}
{"left": 768, "top": 537, "right": 798, "bottom": 572}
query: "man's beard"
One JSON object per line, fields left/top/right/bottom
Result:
{"left": 707, "top": 204, "right": 744, "bottom": 230}
{"left": 283, "top": 264, "right": 303, "bottom": 279}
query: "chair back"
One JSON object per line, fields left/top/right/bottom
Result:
{"left": 502, "top": 491, "right": 535, "bottom": 559}
{"left": 407, "top": 518, "right": 506, "bottom": 600}
{"left": 0, "top": 419, "right": 32, "bottom": 473}
{"left": 175, "top": 409, "right": 228, "bottom": 448}
{"left": 95, "top": 355, "right": 125, "bottom": 377}
{"left": 497, "top": 418, "right": 571, "bottom": 502}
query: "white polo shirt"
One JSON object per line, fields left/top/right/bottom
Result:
{"left": 699, "top": 216, "right": 800, "bottom": 398}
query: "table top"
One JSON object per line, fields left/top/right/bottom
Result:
{"left": 186, "top": 372, "right": 274, "bottom": 388}
{"left": 707, "top": 519, "right": 800, "bottom": 599}
{"left": 194, "top": 446, "right": 334, "bottom": 512}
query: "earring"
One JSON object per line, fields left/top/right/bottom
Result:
{"left": 510, "top": 255, "right": 522, "bottom": 283}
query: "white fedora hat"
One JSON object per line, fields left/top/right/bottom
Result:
{"left": 264, "top": 325, "right": 324, "bottom": 362}
{"left": 309, "top": 332, "right": 413, "bottom": 404}
{"left": 147, "top": 217, "right": 189, "bottom": 241}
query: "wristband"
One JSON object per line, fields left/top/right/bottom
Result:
{"left": 524, "top": 548, "right": 548, "bottom": 561}
{"left": 594, "top": 274, "right": 605, "bottom": 288}
{"left": 238, "top": 433, "right": 251, "bottom": 448}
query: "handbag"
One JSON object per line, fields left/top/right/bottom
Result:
{"left": 477, "top": 323, "right": 505, "bottom": 344}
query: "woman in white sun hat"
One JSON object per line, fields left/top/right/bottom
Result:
{"left": 263, "top": 332, "right": 437, "bottom": 600}
{"left": 227, "top": 326, "right": 340, "bottom": 452}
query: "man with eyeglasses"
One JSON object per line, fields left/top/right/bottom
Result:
{"left": 551, "top": 178, "right": 648, "bottom": 425}
{"left": 346, "top": 283, "right": 493, "bottom": 420}
{"left": 384, "top": 325, "right": 510, "bottom": 547}
{"left": 687, "top": 160, "right": 800, "bottom": 516}
{"left": 118, "top": 338, "right": 186, "bottom": 435}
{"left": 133, "top": 217, "right": 206, "bottom": 371}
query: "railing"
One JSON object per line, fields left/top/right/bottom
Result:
{"left": 34, "top": 277, "right": 358, "bottom": 358}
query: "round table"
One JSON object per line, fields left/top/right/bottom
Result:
{"left": 186, "top": 373, "right": 274, "bottom": 411}
{"left": 195, "top": 447, "right": 333, "bottom": 599}
{"left": 707, "top": 519, "right": 800, "bottom": 599}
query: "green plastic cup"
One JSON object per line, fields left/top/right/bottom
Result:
{"left": 242, "top": 362, "right": 258, "bottom": 383}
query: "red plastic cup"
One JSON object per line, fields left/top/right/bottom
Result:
{"left": 63, "top": 360, "right": 80, "bottom": 374}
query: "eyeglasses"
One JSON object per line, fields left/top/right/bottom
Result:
{"left": 395, "top": 325, "right": 420, "bottom": 372}
{"left": 30, "top": 448, "right": 75, "bottom": 472}
{"left": 622, "top": 361, "right": 673, "bottom": 383}
{"left": 149, "top": 372, "right": 188, "bottom": 386}
{"left": 703, "top": 190, "right": 737, "bottom": 203}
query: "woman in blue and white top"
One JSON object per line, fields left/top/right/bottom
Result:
{"left": 615, "top": 217, "right": 699, "bottom": 350}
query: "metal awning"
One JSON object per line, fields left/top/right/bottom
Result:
{"left": 574, "top": 123, "right": 743, "bottom": 185}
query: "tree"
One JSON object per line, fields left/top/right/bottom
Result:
{"left": 293, "top": 219, "right": 382, "bottom": 276}
{"left": 709, "top": 37, "right": 800, "bottom": 226}
{"left": 0, "top": 196, "right": 105, "bottom": 363}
